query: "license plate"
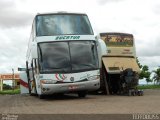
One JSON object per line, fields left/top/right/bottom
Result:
{"left": 68, "top": 85, "right": 78, "bottom": 90}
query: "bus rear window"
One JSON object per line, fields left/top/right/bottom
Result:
{"left": 101, "top": 34, "right": 133, "bottom": 47}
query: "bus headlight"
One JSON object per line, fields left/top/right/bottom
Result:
{"left": 41, "top": 80, "right": 57, "bottom": 84}
{"left": 88, "top": 75, "right": 100, "bottom": 81}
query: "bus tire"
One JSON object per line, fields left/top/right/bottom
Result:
{"left": 30, "top": 93, "right": 35, "bottom": 96}
{"left": 38, "top": 94, "right": 45, "bottom": 99}
{"left": 78, "top": 91, "right": 87, "bottom": 98}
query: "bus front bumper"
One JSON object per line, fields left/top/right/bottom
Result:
{"left": 40, "top": 79, "right": 100, "bottom": 95}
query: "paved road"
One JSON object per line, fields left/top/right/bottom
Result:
{"left": 0, "top": 89, "right": 160, "bottom": 114}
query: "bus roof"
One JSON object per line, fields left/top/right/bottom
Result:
{"left": 36, "top": 11, "right": 87, "bottom": 16}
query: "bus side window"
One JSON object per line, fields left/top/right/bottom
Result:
{"left": 31, "top": 60, "right": 34, "bottom": 76}
{"left": 32, "top": 59, "right": 39, "bottom": 74}
{"left": 31, "top": 60, "right": 35, "bottom": 76}
{"left": 29, "top": 61, "right": 34, "bottom": 80}
{"left": 35, "top": 59, "right": 39, "bottom": 74}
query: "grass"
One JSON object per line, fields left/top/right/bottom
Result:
{"left": 0, "top": 89, "right": 20, "bottom": 95}
{"left": 137, "top": 85, "right": 160, "bottom": 89}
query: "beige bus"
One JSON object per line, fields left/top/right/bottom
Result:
{"left": 99, "top": 32, "right": 140, "bottom": 95}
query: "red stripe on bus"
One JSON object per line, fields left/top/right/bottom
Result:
{"left": 55, "top": 74, "right": 60, "bottom": 80}
{"left": 20, "top": 79, "right": 29, "bottom": 88}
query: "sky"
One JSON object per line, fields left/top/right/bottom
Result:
{"left": 0, "top": 0, "right": 160, "bottom": 74}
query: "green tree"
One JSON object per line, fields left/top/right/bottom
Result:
{"left": 137, "top": 57, "right": 152, "bottom": 84}
{"left": 139, "top": 65, "right": 152, "bottom": 84}
{"left": 152, "top": 68, "right": 160, "bottom": 85}
{"left": 136, "top": 57, "right": 142, "bottom": 69}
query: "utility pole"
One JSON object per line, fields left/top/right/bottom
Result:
{"left": 12, "top": 68, "right": 14, "bottom": 91}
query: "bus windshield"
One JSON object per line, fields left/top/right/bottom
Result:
{"left": 36, "top": 14, "right": 93, "bottom": 36}
{"left": 38, "top": 41, "right": 98, "bottom": 73}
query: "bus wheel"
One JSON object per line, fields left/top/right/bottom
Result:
{"left": 78, "top": 91, "right": 87, "bottom": 98}
{"left": 30, "top": 93, "right": 37, "bottom": 96}
{"left": 38, "top": 94, "right": 45, "bottom": 99}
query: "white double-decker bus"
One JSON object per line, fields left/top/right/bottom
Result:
{"left": 22, "top": 12, "right": 101, "bottom": 98}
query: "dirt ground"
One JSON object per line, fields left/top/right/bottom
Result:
{"left": 0, "top": 89, "right": 159, "bottom": 114}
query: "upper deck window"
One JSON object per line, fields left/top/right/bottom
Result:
{"left": 36, "top": 14, "right": 93, "bottom": 36}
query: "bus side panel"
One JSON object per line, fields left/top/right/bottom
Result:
{"left": 20, "top": 72, "right": 29, "bottom": 94}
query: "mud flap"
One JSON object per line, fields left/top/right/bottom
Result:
{"left": 20, "top": 72, "right": 29, "bottom": 94}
